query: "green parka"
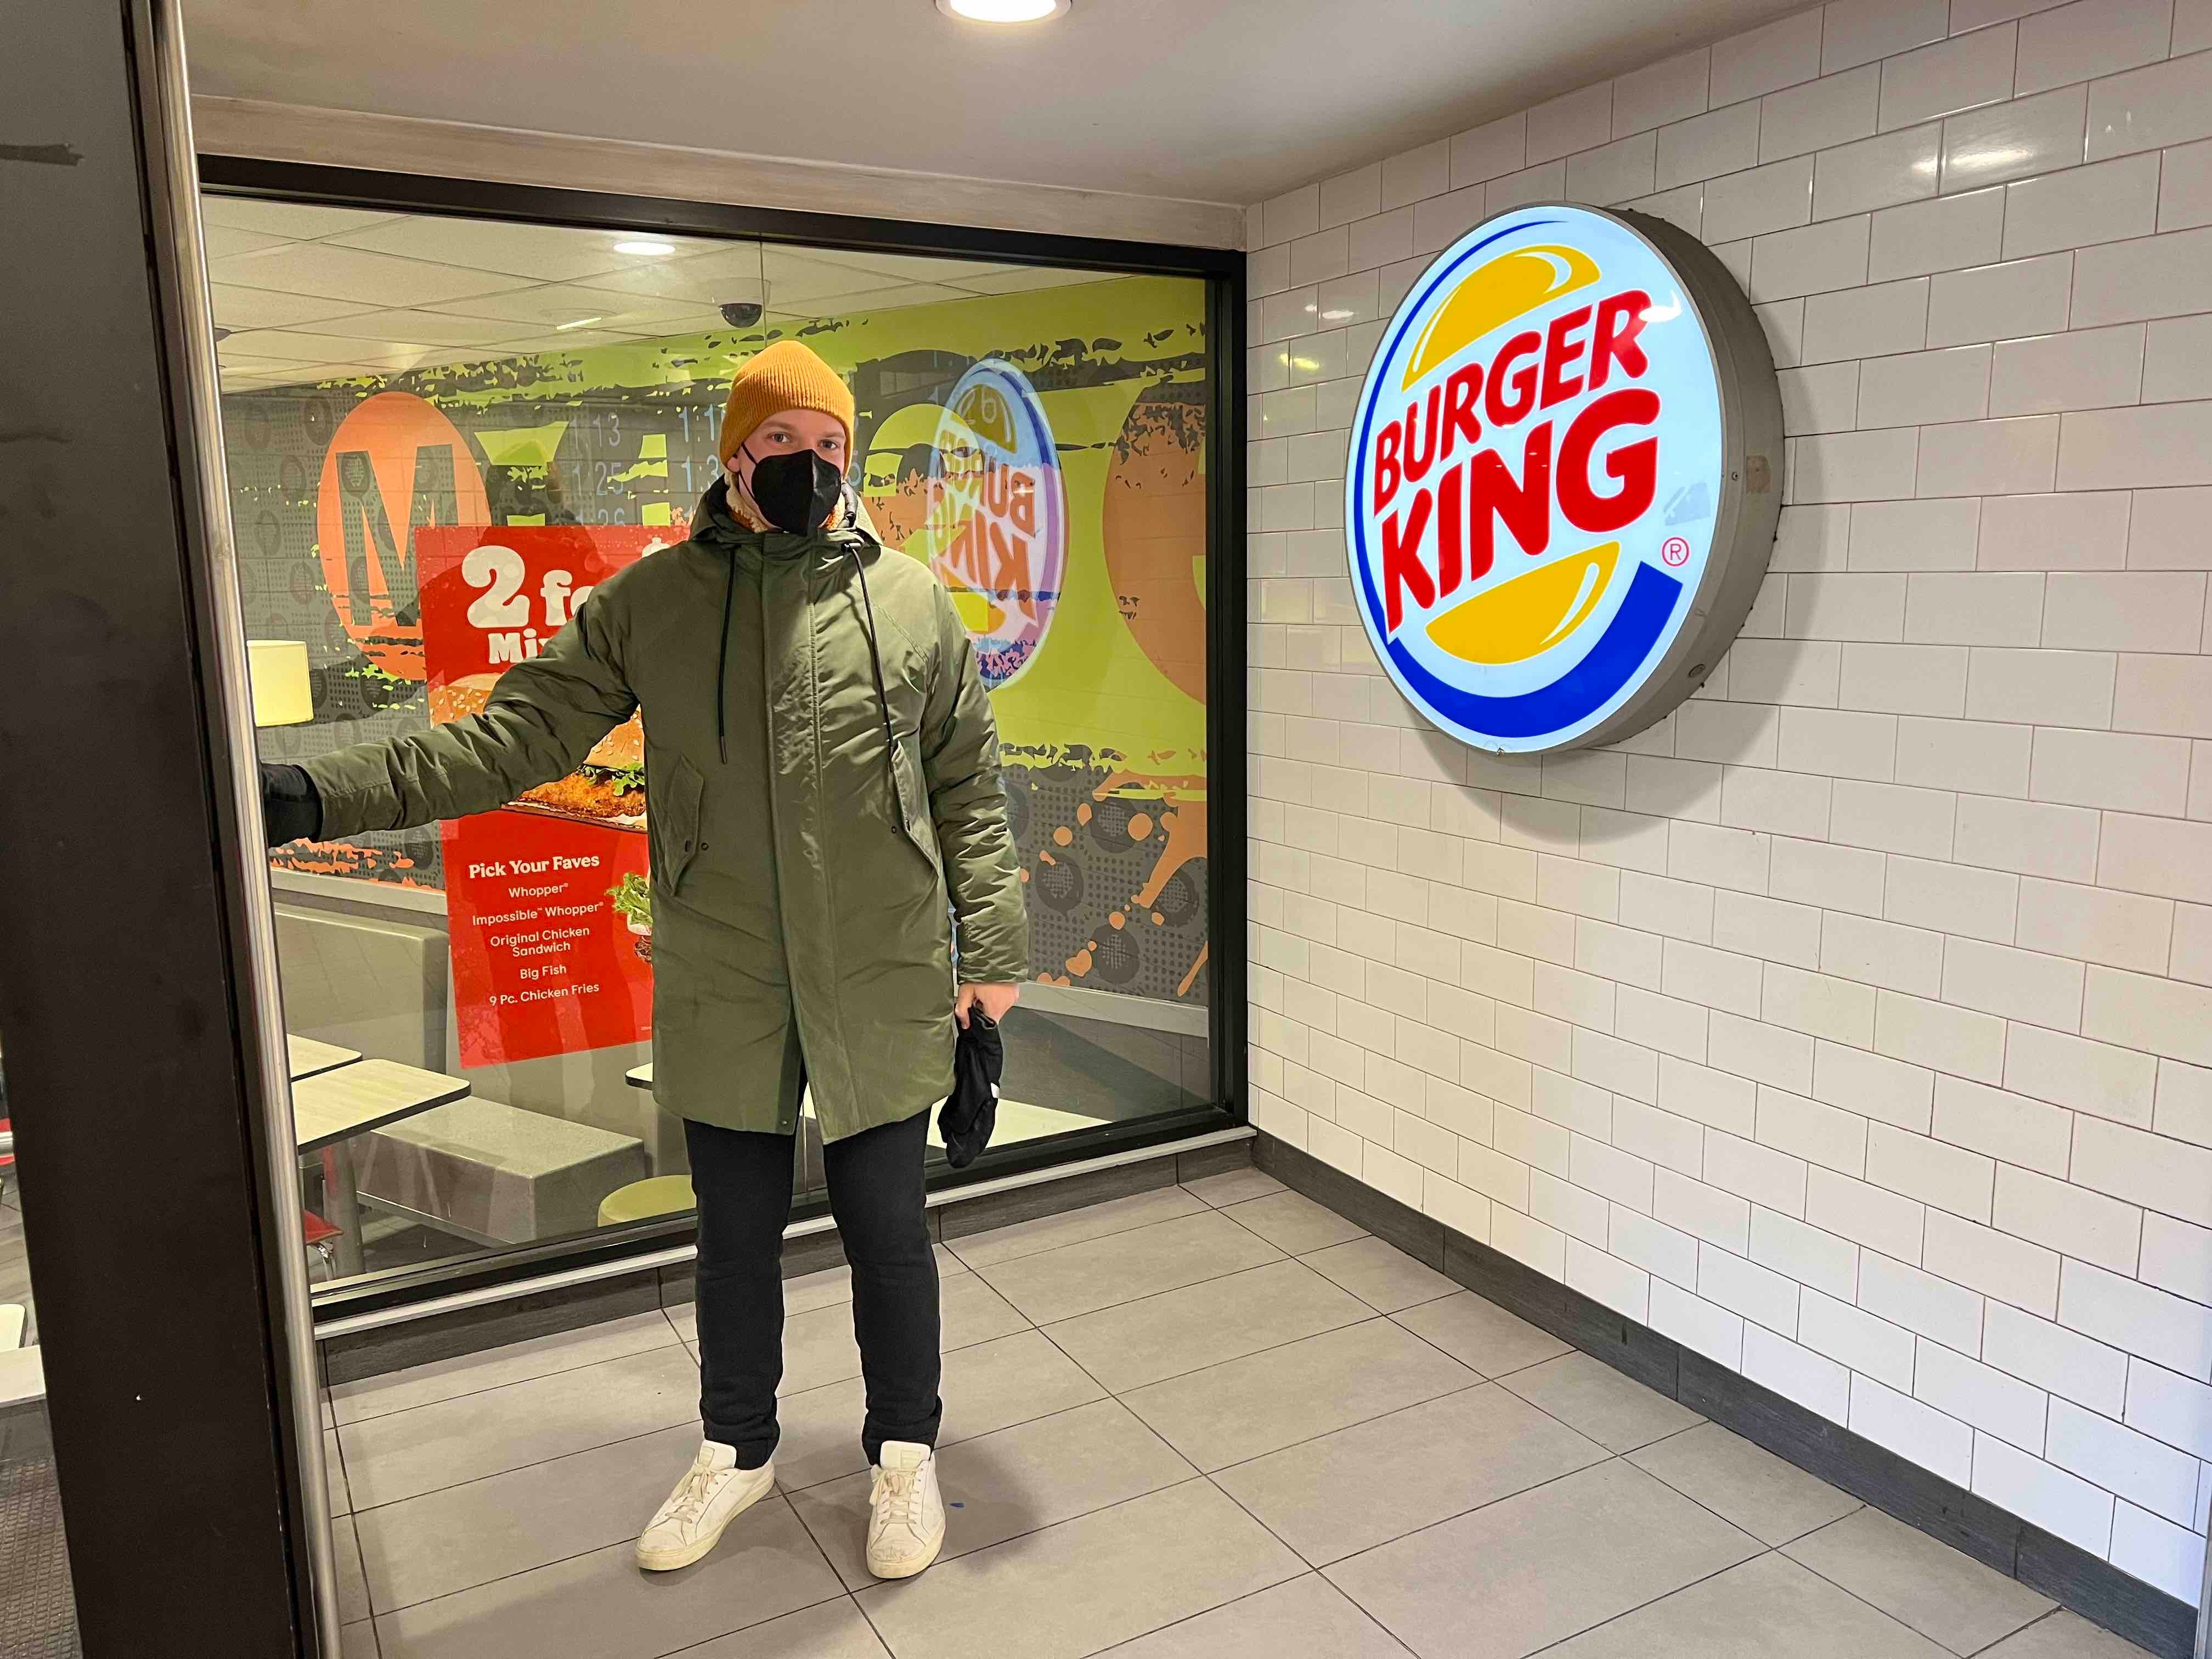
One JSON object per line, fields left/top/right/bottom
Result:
{"left": 302, "top": 483, "right": 1029, "bottom": 1142}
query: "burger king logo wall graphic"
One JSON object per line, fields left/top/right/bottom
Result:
{"left": 925, "top": 358, "right": 1066, "bottom": 691}
{"left": 1347, "top": 204, "right": 1782, "bottom": 754}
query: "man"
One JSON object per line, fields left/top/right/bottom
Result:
{"left": 262, "top": 340, "right": 1027, "bottom": 1579}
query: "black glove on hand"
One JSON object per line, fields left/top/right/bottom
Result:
{"left": 260, "top": 762, "right": 323, "bottom": 847}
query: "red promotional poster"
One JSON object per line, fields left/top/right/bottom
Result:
{"left": 415, "top": 524, "right": 673, "bottom": 1067}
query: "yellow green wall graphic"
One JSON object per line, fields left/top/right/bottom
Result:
{"left": 227, "top": 272, "right": 1214, "bottom": 1006}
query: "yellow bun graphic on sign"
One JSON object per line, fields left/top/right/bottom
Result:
{"left": 1426, "top": 542, "right": 1620, "bottom": 665}
{"left": 949, "top": 587, "right": 1008, "bottom": 635}
{"left": 1401, "top": 245, "right": 1602, "bottom": 390}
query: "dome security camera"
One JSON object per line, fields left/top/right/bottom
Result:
{"left": 719, "top": 300, "right": 764, "bottom": 328}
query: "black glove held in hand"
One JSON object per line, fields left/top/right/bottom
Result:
{"left": 260, "top": 762, "right": 323, "bottom": 847}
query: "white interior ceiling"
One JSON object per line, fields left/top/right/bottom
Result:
{"left": 183, "top": 0, "right": 1811, "bottom": 208}
{"left": 202, "top": 198, "right": 1111, "bottom": 388}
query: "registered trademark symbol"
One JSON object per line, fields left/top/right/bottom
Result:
{"left": 1661, "top": 537, "right": 1691, "bottom": 566}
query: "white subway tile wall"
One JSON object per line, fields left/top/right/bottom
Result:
{"left": 1245, "top": 0, "right": 2212, "bottom": 1611}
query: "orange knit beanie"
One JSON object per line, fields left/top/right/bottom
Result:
{"left": 716, "top": 340, "right": 856, "bottom": 465}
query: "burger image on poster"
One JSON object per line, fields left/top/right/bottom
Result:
{"left": 924, "top": 357, "right": 1067, "bottom": 691}
{"left": 1345, "top": 204, "right": 1782, "bottom": 755}
{"left": 429, "top": 673, "right": 647, "bottom": 832}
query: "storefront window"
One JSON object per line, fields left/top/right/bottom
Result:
{"left": 209, "top": 193, "right": 1222, "bottom": 1291}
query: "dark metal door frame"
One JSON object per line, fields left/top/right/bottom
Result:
{"left": 0, "top": 2, "right": 332, "bottom": 1653}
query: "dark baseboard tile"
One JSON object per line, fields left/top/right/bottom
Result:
{"left": 1686, "top": 1348, "right": 2194, "bottom": 1658}
{"left": 2018, "top": 1521, "right": 2199, "bottom": 1659}
{"left": 331, "top": 1134, "right": 1252, "bottom": 1373}
{"left": 323, "top": 1268, "right": 662, "bottom": 1386}
{"left": 1250, "top": 1131, "right": 2199, "bottom": 1659}
{"left": 1176, "top": 1138, "right": 1256, "bottom": 1184}
{"left": 1677, "top": 1349, "right": 2020, "bottom": 1575}
{"left": 936, "top": 1148, "right": 1182, "bottom": 1242}
{"left": 1253, "top": 1135, "right": 1445, "bottom": 1266}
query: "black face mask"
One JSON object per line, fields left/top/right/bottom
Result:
{"left": 742, "top": 445, "right": 843, "bottom": 534}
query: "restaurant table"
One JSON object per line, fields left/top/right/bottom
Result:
{"left": 286, "top": 1034, "right": 360, "bottom": 1081}
{"left": 624, "top": 1063, "right": 653, "bottom": 1090}
{"left": 293, "top": 1058, "right": 469, "bottom": 1276}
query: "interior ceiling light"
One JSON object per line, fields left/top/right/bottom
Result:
{"left": 555, "top": 315, "right": 605, "bottom": 331}
{"left": 614, "top": 239, "right": 677, "bottom": 256}
{"left": 936, "top": 0, "right": 1069, "bottom": 21}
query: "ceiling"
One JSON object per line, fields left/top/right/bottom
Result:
{"left": 184, "top": 0, "right": 1812, "bottom": 207}
{"left": 202, "top": 198, "right": 1112, "bottom": 388}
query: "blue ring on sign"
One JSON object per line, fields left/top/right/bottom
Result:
{"left": 930, "top": 358, "right": 1066, "bottom": 691}
{"left": 1383, "top": 562, "right": 1683, "bottom": 738}
{"left": 1346, "top": 215, "right": 1690, "bottom": 743}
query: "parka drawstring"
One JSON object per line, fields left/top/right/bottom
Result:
{"left": 715, "top": 550, "right": 736, "bottom": 765}
{"left": 847, "top": 539, "right": 904, "bottom": 821}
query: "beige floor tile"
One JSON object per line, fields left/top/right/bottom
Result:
{"left": 938, "top": 1272, "right": 1032, "bottom": 1347}
{"left": 1299, "top": 1236, "right": 1459, "bottom": 1313}
{"left": 675, "top": 1596, "right": 890, "bottom": 1657}
{"left": 1390, "top": 1290, "right": 1571, "bottom": 1377}
{"left": 336, "top": 1515, "right": 371, "bottom": 1624}
{"left": 973, "top": 1209, "right": 1283, "bottom": 1324}
{"left": 764, "top": 1375, "right": 874, "bottom": 1492}
{"left": 947, "top": 1186, "right": 1210, "bottom": 1270}
{"left": 338, "top": 1345, "right": 698, "bottom": 1509}
{"left": 329, "top": 1311, "right": 681, "bottom": 1426}
{"left": 791, "top": 1397, "right": 1197, "bottom": 1589}
{"left": 1041, "top": 1258, "right": 1374, "bottom": 1393}
{"left": 1220, "top": 1190, "right": 1369, "bottom": 1254}
{"left": 1324, "top": 1459, "right": 1760, "bottom": 1659}
{"left": 1216, "top": 1381, "right": 1609, "bottom": 1566}
{"left": 1543, "top": 1551, "right": 1950, "bottom": 1658}
{"left": 774, "top": 1327, "right": 1108, "bottom": 1492}
{"left": 1628, "top": 1421, "right": 1862, "bottom": 1545}
{"left": 1783, "top": 1508, "right": 2055, "bottom": 1655}
{"left": 354, "top": 1423, "right": 697, "bottom": 1612}
{"left": 326, "top": 1427, "right": 352, "bottom": 1518}
{"left": 1179, "top": 1167, "right": 1286, "bottom": 1208}
{"left": 1499, "top": 1352, "right": 1703, "bottom": 1452}
{"left": 853, "top": 1479, "right": 1302, "bottom": 1659}
{"left": 1980, "top": 1610, "right": 2165, "bottom": 1659}
{"left": 1099, "top": 1572, "right": 1411, "bottom": 1657}
{"left": 772, "top": 1270, "right": 1028, "bottom": 1397}
{"left": 1121, "top": 1317, "right": 1477, "bottom": 1471}
{"left": 341, "top": 1620, "right": 379, "bottom": 1659}
{"left": 372, "top": 1497, "right": 840, "bottom": 1659}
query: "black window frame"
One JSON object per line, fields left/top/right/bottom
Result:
{"left": 196, "top": 154, "right": 1250, "bottom": 1325}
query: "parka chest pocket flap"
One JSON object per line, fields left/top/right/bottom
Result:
{"left": 652, "top": 754, "right": 707, "bottom": 893}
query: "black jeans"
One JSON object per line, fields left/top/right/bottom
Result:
{"left": 685, "top": 1107, "right": 940, "bottom": 1470}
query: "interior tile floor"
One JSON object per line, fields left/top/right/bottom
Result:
{"left": 323, "top": 1166, "right": 2162, "bottom": 1659}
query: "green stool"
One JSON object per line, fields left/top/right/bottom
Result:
{"left": 596, "top": 1174, "right": 696, "bottom": 1227}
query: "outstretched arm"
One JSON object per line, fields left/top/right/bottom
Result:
{"left": 294, "top": 597, "right": 635, "bottom": 843}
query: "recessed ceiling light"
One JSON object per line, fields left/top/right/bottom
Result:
{"left": 555, "top": 316, "right": 605, "bottom": 331}
{"left": 936, "top": 0, "right": 1069, "bottom": 21}
{"left": 614, "top": 240, "right": 676, "bottom": 256}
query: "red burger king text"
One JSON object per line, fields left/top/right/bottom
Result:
{"left": 1371, "top": 288, "right": 1658, "bottom": 633}
{"left": 939, "top": 453, "right": 1042, "bottom": 601}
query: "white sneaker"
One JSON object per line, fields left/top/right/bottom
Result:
{"left": 635, "top": 1440, "right": 775, "bottom": 1571}
{"left": 866, "top": 1441, "right": 947, "bottom": 1579}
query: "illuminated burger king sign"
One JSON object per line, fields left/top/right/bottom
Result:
{"left": 1347, "top": 204, "right": 1781, "bottom": 753}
